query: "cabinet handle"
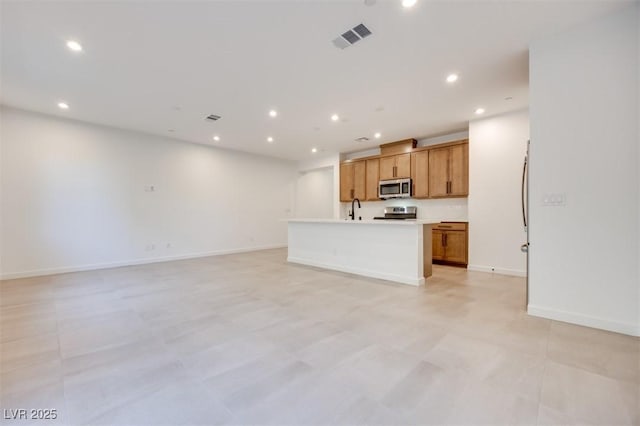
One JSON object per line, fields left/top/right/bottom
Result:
{"left": 393, "top": 166, "right": 397, "bottom": 177}
{"left": 441, "top": 234, "right": 445, "bottom": 246}
{"left": 444, "top": 233, "right": 448, "bottom": 247}
{"left": 350, "top": 189, "right": 354, "bottom": 198}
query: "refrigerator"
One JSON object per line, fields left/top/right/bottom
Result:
{"left": 521, "top": 140, "right": 529, "bottom": 306}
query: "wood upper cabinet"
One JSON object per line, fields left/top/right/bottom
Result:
{"left": 411, "top": 150, "right": 429, "bottom": 198}
{"left": 396, "top": 153, "right": 411, "bottom": 178}
{"left": 428, "top": 148, "right": 449, "bottom": 197}
{"left": 365, "top": 158, "right": 380, "bottom": 201}
{"left": 339, "top": 139, "right": 468, "bottom": 202}
{"left": 428, "top": 142, "right": 468, "bottom": 198}
{"left": 340, "top": 161, "right": 365, "bottom": 202}
{"left": 379, "top": 153, "right": 411, "bottom": 180}
{"left": 340, "top": 163, "right": 354, "bottom": 202}
{"left": 379, "top": 156, "right": 395, "bottom": 180}
{"left": 353, "top": 161, "right": 366, "bottom": 200}
{"left": 432, "top": 222, "right": 468, "bottom": 266}
{"left": 448, "top": 143, "right": 468, "bottom": 196}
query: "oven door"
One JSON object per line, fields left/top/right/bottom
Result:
{"left": 379, "top": 179, "right": 402, "bottom": 199}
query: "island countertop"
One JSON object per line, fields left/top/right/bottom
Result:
{"left": 287, "top": 219, "right": 435, "bottom": 286}
{"left": 286, "top": 218, "right": 445, "bottom": 226}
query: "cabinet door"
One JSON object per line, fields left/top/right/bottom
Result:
{"left": 432, "top": 230, "right": 445, "bottom": 261}
{"left": 340, "top": 163, "right": 354, "bottom": 202}
{"left": 395, "top": 153, "right": 411, "bottom": 178}
{"left": 365, "top": 158, "right": 380, "bottom": 201}
{"left": 411, "top": 151, "right": 429, "bottom": 198}
{"left": 428, "top": 147, "right": 450, "bottom": 197}
{"left": 444, "top": 231, "right": 467, "bottom": 264}
{"left": 448, "top": 143, "right": 469, "bottom": 196}
{"left": 379, "top": 156, "right": 396, "bottom": 180}
{"left": 353, "top": 161, "right": 366, "bottom": 200}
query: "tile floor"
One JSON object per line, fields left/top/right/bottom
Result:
{"left": 1, "top": 248, "right": 638, "bottom": 425}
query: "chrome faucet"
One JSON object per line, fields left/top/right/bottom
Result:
{"left": 350, "top": 198, "right": 361, "bottom": 220}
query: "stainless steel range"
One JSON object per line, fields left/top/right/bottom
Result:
{"left": 373, "top": 206, "right": 417, "bottom": 220}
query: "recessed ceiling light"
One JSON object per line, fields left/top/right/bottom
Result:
{"left": 311, "top": 148, "right": 318, "bottom": 153}
{"left": 57, "top": 102, "right": 69, "bottom": 110}
{"left": 213, "top": 135, "right": 220, "bottom": 141}
{"left": 269, "top": 109, "right": 278, "bottom": 118}
{"left": 505, "top": 96, "right": 513, "bottom": 101}
{"left": 168, "top": 129, "right": 175, "bottom": 133}
{"left": 446, "top": 74, "right": 458, "bottom": 83}
{"left": 331, "top": 114, "right": 340, "bottom": 122}
{"left": 475, "top": 108, "right": 485, "bottom": 115}
{"left": 374, "top": 132, "right": 381, "bottom": 139}
{"left": 66, "top": 40, "right": 83, "bottom": 52}
{"left": 267, "top": 137, "right": 274, "bottom": 143}
{"left": 402, "top": 0, "right": 417, "bottom": 8}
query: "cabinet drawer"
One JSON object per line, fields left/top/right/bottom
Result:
{"left": 433, "top": 222, "right": 467, "bottom": 231}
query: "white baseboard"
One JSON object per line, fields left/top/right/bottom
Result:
{"left": 467, "top": 264, "right": 526, "bottom": 277}
{"left": 528, "top": 304, "right": 640, "bottom": 337}
{"left": 0, "top": 244, "right": 287, "bottom": 280}
{"left": 287, "top": 256, "right": 424, "bottom": 287}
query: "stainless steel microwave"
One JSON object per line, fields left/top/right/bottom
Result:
{"left": 379, "top": 178, "right": 412, "bottom": 199}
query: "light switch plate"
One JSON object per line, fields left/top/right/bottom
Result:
{"left": 542, "top": 193, "right": 566, "bottom": 206}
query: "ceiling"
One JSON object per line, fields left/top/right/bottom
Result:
{"left": 0, "top": 1, "right": 633, "bottom": 161}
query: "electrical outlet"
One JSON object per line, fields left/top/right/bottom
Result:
{"left": 145, "top": 244, "right": 155, "bottom": 251}
{"left": 166, "top": 243, "right": 171, "bottom": 249}
{"left": 144, "top": 185, "right": 155, "bottom": 192}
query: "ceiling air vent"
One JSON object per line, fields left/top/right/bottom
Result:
{"left": 355, "top": 137, "right": 370, "bottom": 143}
{"left": 205, "top": 114, "right": 221, "bottom": 121}
{"left": 353, "top": 24, "right": 372, "bottom": 39}
{"left": 341, "top": 30, "right": 361, "bottom": 45}
{"left": 332, "top": 23, "right": 372, "bottom": 50}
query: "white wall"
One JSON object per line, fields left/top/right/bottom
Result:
{"left": 294, "top": 167, "right": 334, "bottom": 219}
{"left": 529, "top": 5, "right": 639, "bottom": 336}
{"left": 468, "top": 110, "right": 529, "bottom": 277}
{"left": 0, "top": 107, "right": 297, "bottom": 279}
{"left": 297, "top": 153, "right": 341, "bottom": 219}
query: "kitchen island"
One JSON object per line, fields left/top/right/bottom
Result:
{"left": 287, "top": 219, "right": 438, "bottom": 286}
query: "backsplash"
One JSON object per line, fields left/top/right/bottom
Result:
{"left": 340, "top": 197, "right": 468, "bottom": 221}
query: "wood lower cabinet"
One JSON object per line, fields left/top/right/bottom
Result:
{"left": 411, "top": 150, "right": 429, "bottom": 198}
{"left": 340, "top": 161, "right": 366, "bottom": 202}
{"left": 365, "top": 158, "right": 380, "bottom": 201}
{"left": 379, "top": 153, "right": 411, "bottom": 180}
{"left": 429, "top": 142, "right": 468, "bottom": 198}
{"left": 432, "top": 222, "right": 468, "bottom": 266}
{"left": 432, "top": 230, "right": 446, "bottom": 261}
